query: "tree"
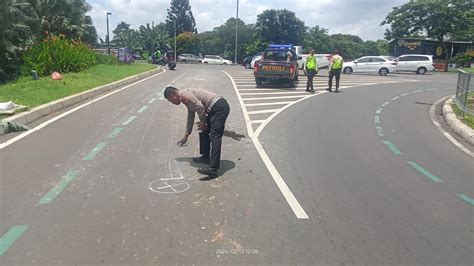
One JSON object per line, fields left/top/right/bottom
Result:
{"left": 381, "top": 0, "right": 474, "bottom": 71}
{"left": 254, "top": 9, "right": 305, "bottom": 45}
{"left": 303, "top": 26, "right": 333, "bottom": 53}
{"left": 1, "top": 0, "right": 33, "bottom": 80}
{"left": 176, "top": 32, "right": 200, "bottom": 55}
{"left": 330, "top": 34, "right": 364, "bottom": 60}
{"left": 165, "top": 0, "right": 196, "bottom": 36}
{"left": 138, "top": 23, "right": 168, "bottom": 56}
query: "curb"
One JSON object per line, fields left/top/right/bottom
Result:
{"left": 442, "top": 97, "right": 474, "bottom": 146}
{"left": 0, "top": 67, "right": 163, "bottom": 135}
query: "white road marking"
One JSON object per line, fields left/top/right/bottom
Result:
{"left": 222, "top": 70, "right": 310, "bottom": 219}
{"left": 0, "top": 70, "right": 167, "bottom": 150}
{"left": 253, "top": 92, "right": 325, "bottom": 138}
{"left": 251, "top": 120, "right": 266, "bottom": 124}
{"left": 248, "top": 109, "right": 279, "bottom": 115}
{"left": 242, "top": 95, "right": 307, "bottom": 101}
{"left": 240, "top": 91, "right": 309, "bottom": 95}
{"left": 430, "top": 96, "right": 474, "bottom": 157}
{"left": 245, "top": 101, "right": 293, "bottom": 107}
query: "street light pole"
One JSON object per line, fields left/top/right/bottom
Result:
{"left": 174, "top": 19, "right": 177, "bottom": 63}
{"left": 234, "top": 0, "right": 239, "bottom": 64}
{"left": 106, "top": 12, "right": 112, "bottom": 55}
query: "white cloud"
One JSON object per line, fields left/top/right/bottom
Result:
{"left": 87, "top": 0, "right": 409, "bottom": 41}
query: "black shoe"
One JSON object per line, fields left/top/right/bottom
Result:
{"left": 335, "top": 89, "right": 339, "bottom": 93}
{"left": 197, "top": 168, "right": 218, "bottom": 178}
{"left": 310, "top": 89, "right": 315, "bottom": 93}
{"left": 192, "top": 156, "right": 209, "bottom": 164}
{"left": 305, "top": 89, "right": 310, "bottom": 92}
{"left": 326, "top": 88, "right": 332, "bottom": 92}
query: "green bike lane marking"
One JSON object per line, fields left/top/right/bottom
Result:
{"left": 121, "top": 115, "right": 137, "bottom": 126}
{"left": 38, "top": 169, "right": 80, "bottom": 204}
{"left": 383, "top": 140, "right": 402, "bottom": 155}
{"left": 0, "top": 225, "right": 28, "bottom": 256}
{"left": 137, "top": 106, "right": 148, "bottom": 113}
{"left": 107, "top": 127, "right": 124, "bottom": 139}
{"left": 373, "top": 90, "right": 474, "bottom": 206}
{"left": 83, "top": 142, "right": 107, "bottom": 161}
{"left": 407, "top": 161, "right": 444, "bottom": 183}
{"left": 456, "top": 194, "right": 474, "bottom": 206}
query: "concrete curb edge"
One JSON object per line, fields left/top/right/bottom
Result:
{"left": 442, "top": 97, "right": 474, "bottom": 146}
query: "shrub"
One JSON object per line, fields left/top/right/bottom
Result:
{"left": 21, "top": 33, "right": 97, "bottom": 76}
{"left": 95, "top": 53, "right": 118, "bottom": 65}
{"left": 451, "top": 53, "right": 471, "bottom": 67}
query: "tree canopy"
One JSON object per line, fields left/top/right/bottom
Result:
{"left": 165, "top": 0, "right": 197, "bottom": 36}
{"left": 254, "top": 9, "right": 306, "bottom": 45}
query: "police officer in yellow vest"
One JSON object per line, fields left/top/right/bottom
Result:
{"left": 327, "top": 50, "right": 344, "bottom": 93}
{"left": 305, "top": 49, "right": 318, "bottom": 93}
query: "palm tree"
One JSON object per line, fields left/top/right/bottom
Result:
{"left": 138, "top": 23, "right": 169, "bottom": 55}
{"left": 1, "top": 0, "right": 33, "bottom": 80}
{"left": 17, "top": 0, "right": 97, "bottom": 42}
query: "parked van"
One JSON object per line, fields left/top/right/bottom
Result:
{"left": 395, "top": 54, "right": 434, "bottom": 74}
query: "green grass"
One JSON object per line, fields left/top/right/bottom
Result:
{"left": 0, "top": 63, "right": 156, "bottom": 114}
{"left": 451, "top": 102, "right": 474, "bottom": 129}
{"left": 460, "top": 67, "right": 474, "bottom": 73}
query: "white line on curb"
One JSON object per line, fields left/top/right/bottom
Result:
{"left": 222, "top": 70, "right": 310, "bottom": 219}
{"left": 430, "top": 96, "right": 474, "bottom": 157}
{"left": 0, "top": 70, "right": 167, "bottom": 150}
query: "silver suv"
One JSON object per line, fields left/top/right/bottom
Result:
{"left": 395, "top": 54, "right": 434, "bottom": 74}
{"left": 177, "top": 54, "right": 202, "bottom": 63}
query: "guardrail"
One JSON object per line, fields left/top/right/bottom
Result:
{"left": 455, "top": 70, "right": 474, "bottom": 116}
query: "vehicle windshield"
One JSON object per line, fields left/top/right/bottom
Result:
{"left": 264, "top": 49, "right": 295, "bottom": 61}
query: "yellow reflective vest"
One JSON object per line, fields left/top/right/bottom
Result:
{"left": 306, "top": 55, "right": 317, "bottom": 70}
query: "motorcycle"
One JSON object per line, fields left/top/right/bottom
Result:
{"left": 166, "top": 54, "right": 176, "bottom": 70}
{"left": 150, "top": 55, "right": 167, "bottom": 66}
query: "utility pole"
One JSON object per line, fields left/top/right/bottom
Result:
{"left": 234, "top": 0, "right": 239, "bottom": 64}
{"left": 174, "top": 19, "right": 177, "bottom": 63}
{"left": 106, "top": 12, "right": 112, "bottom": 55}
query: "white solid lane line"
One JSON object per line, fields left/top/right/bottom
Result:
{"left": 222, "top": 70, "right": 310, "bottom": 219}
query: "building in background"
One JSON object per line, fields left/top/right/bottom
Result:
{"left": 389, "top": 38, "right": 473, "bottom": 62}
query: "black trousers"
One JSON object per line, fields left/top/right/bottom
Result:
{"left": 306, "top": 69, "right": 316, "bottom": 90}
{"left": 328, "top": 69, "right": 341, "bottom": 90}
{"left": 199, "top": 98, "right": 230, "bottom": 169}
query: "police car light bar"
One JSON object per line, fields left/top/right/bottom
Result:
{"left": 268, "top": 44, "right": 294, "bottom": 49}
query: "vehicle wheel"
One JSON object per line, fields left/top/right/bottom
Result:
{"left": 204, "top": 61, "right": 208, "bottom": 64}
{"left": 379, "top": 68, "right": 389, "bottom": 76}
{"left": 245, "top": 63, "right": 250, "bottom": 69}
{"left": 417, "top": 67, "right": 426, "bottom": 75}
{"left": 344, "top": 67, "right": 353, "bottom": 74}
{"left": 255, "top": 78, "right": 263, "bottom": 87}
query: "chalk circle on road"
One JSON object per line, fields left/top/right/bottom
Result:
{"left": 148, "top": 179, "right": 190, "bottom": 194}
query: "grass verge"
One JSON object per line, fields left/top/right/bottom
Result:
{"left": 451, "top": 102, "right": 474, "bottom": 129}
{"left": 0, "top": 63, "right": 156, "bottom": 119}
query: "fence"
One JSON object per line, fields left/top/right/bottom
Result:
{"left": 454, "top": 70, "right": 474, "bottom": 116}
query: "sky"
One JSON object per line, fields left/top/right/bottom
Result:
{"left": 87, "top": 0, "right": 409, "bottom": 42}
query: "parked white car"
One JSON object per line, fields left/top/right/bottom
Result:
{"left": 343, "top": 56, "right": 397, "bottom": 76}
{"left": 395, "top": 54, "right": 434, "bottom": 74}
{"left": 250, "top": 55, "right": 262, "bottom": 69}
{"left": 202, "top": 55, "right": 232, "bottom": 65}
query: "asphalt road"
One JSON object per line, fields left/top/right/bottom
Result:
{"left": 1, "top": 64, "right": 472, "bottom": 265}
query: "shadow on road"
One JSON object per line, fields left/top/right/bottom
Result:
{"left": 175, "top": 157, "right": 236, "bottom": 181}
